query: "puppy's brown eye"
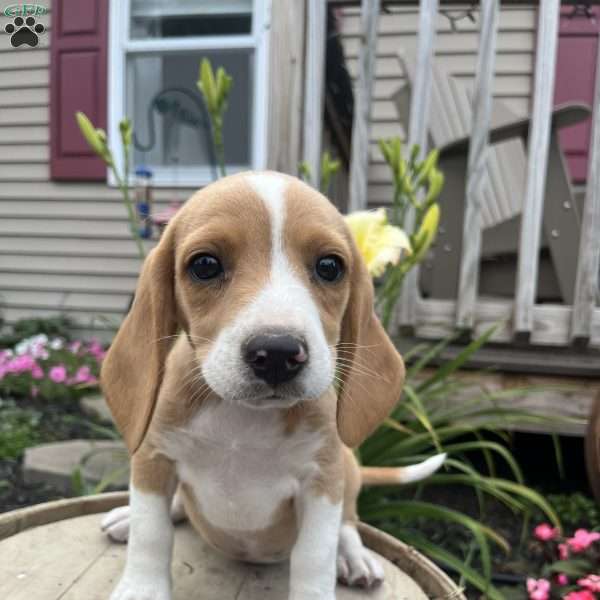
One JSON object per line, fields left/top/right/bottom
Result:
{"left": 188, "top": 254, "right": 223, "bottom": 281}
{"left": 315, "top": 255, "right": 344, "bottom": 282}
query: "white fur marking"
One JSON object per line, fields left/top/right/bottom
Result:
{"left": 337, "top": 523, "right": 384, "bottom": 588}
{"left": 158, "top": 401, "right": 323, "bottom": 538}
{"left": 396, "top": 453, "right": 446, "bottom": 483}
{"left": 289, "top": 494, "right": 342, "bottom": 600}
{"left": 108, "top": 486, "right": 173, "bottom": 600}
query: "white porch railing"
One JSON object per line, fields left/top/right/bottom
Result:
{"left": 306, "top": 1, "right": 600, "bottom": 349}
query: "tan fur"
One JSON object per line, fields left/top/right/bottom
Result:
{"left": 101, "top": 172, "right": 406, "bottom": 563}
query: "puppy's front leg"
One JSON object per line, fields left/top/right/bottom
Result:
{"left": 110, "top": 450, "right": 176, "bottom": 600}
{"left": 289, "top": 491, "right": 342, "bottom": 600}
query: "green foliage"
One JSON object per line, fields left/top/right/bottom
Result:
{"left": 76, "top": 112, "right": 145, "bottom": 259}
{"left": 546, "top": 493, "right": 600, "bottom": 531}
{"left": 0, "top": 404, "right": 41, "bottom": 459}
{"left": 298, "top": 151, "right": 341, "bottom": 195}
{"left": 0, "top": 316, "right": 74, "bottom": 348}
{"left": 376, "top": 138, "right": 444, "bottom": 328}
{"left": 197, "top": 58, "right": 233, "bottom": 178}
{"left": 358, "top": 328, "right": 578, "bottom": 598}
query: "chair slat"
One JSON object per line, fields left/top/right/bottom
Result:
{"left": 514, "top": 0, "right": 561, "bottom": 335}
{"left": 456, "top": 0, "right": 500, "bottom": 329}
{"left": 348, "top": 0, "right": 381, "bottom": 212}
{"left": 397, "top": 0, "right": 439, "bottom": 332}
{"left": 571, "top": 40, "right": 600, "bottom": 341}
{"left": 302, "top": 0, "right": 327, "bottom": 185}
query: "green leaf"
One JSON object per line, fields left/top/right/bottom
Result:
{"left": 404, "top": 384, "right": 443, "bottom": 454}
{"left": 486, "top": 479, "right": 561, "bottom": 528}
{"left": 361, "top": 499, "right": 508, "bottom": 584}
{"left": 547, "top": 559, "right": 592, "bottom": 577}
{"left": 416, "top": 325, "right": 498, "bottom": 394}
{"left": 75, "top": 111, "right": 111, "bottom": 164}
{"left": 198, "top": 58, "right": 218, "bottom": 113}
{"left": 552, "top": 433, "right": 565, "bottom": 479}
{"left": 395, "top": 530, "right": 504, "bottom": 600}
{"left": 442, "top": 440, "right": 524, "bottom": 484}
{"left": 416, "top": 148, "right": 439, "bottom": 186}
{"left": 119, "top": 118, "right": 133, "bottom": 148}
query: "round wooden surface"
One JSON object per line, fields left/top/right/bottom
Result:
{"left": 0, "top": 494, "right": 464, "bottom": 600}
{"left": 586, "top": 392, "right": 600, "bottom": 504}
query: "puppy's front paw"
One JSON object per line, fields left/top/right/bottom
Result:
{"left": 289, "top": 592, "right": 335, "bottom": 600}
{"left": 337, "top": 542, "right": 384, "bottom": 589}
{"left": 101, "top": 505, "right": 131, "bottom": 543}
{"left": 109, "top": 575, "right": 171, "bottom": 600}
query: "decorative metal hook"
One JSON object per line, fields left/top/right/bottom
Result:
{"left": 440, "top": 2, "right": 477, "bottom": 33}
{"left": 567, "top": 1, "right": 594, "bottom": 19}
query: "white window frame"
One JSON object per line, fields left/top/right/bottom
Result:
{"left": 108, "top": 0, "right": 271, "bottom": 187}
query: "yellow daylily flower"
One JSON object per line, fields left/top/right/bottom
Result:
{"left": 412, "top": 204, "right": 440, "bottom": 264}
{"left": 345, "top": 208, "right": 412, "bottom": 277}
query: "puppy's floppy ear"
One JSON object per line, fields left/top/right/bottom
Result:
{"left": 101, "top": 227, "right": 178, "bottom": 455}
{"left": 336, "top": 239, "right": 405, "bottom": 448}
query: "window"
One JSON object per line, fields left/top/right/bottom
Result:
{"left": 108, "top": 0, "right": 270, "bottom": 186}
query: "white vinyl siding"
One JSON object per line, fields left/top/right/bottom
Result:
{"left": 0, "top": 1, "right": 196, "bottom": 339}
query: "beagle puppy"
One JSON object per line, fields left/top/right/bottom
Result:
{"left": 100, "top": 172, "right": 444, "bottom": 600}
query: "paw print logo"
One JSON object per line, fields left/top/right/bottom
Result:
{"left": 4, "top": 16, "right": 45, "bottom": 48}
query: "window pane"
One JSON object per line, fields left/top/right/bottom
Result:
{"left": 126, "top": 50, "right": 252, "bottom": 176}
{"left": 130, "top": 0, "right": 252, "bottom": 39}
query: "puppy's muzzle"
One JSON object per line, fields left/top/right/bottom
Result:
{"left": 244, "top": 333, "right": 308, "bottom": 386}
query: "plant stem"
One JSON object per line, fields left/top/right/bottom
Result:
{"left": 113, "top": 143, "right": 146, "bottom": 260}
{"left": 213, "top": 117, "right": 226, "bottom": 178}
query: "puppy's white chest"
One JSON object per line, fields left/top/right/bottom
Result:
{"left": 160, "top": 403, "right": 323, "bottom": 531}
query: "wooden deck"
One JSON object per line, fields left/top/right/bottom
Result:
{"left": 0, "top": 494, "right": 441, "bottom": 600}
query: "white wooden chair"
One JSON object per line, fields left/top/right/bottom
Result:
{"left": 393, "top": 51, "right": 590, "bottom": 304}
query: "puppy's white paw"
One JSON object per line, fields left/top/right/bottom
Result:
{"left": 109, "top": 575, "right": 171, "bottom": 600}
{"left": 101, "top": 505, "right": 131, "bottom": 543}
{"left": 289, "top": 591, "right": 336, "bottom": 600}
{"left": 337, "top": 524, "right": 384, "bottom": 589}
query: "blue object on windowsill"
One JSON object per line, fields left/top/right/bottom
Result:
{"left": 135, "top": 166, "right": 153, "bottom": 239}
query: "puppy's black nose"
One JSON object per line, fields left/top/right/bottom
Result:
{"left": 244, "top": 334, "right": 307, "bottom": 385}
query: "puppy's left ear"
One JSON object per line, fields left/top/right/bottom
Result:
{"left": 101, "top": 226, "right": 178, "bottom": 455}
{"left": 336, "top": 240, "right": 405, "bottom": 448}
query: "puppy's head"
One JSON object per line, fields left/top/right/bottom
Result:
{"left": 102, "top": 172, "right": 404, "bottom": 453}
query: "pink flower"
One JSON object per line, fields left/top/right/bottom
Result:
{"left": 68, "top": 340, "right": 82, "bottom": 353}
{"left": 31, "top": 363, "right": 44, "bottom": 379}
{"left": 527, "top": 578, "right": 551, "bottom": 600}
{"left": 556, "top": 574, "right": 569, "bottom": 586}
{"left": 86, "top": 339, "right": 106, "bottom": 362}
{"left": 559, "top": 543, "right": 570, "bottom": 560}
{"left": 578, "top": 574, "right": 600, "bottom": 593}
{"left": 8, "top": 354, "right": 35, "bottom": 374}
{"left": 567, "top": 529, "right": 600, "bottom": 553}
{"left": 72, "top": 365, "right": 97, "bottom": 385}
{"left": 49, "top": 365, "right": 67, "bottom": 383}
{"left": 534, "top": 523, "right": 559, "bottom": 541}
{"left": 563, "top": 591, "right": 595, "bottom": 600}
{"left": 73, "top": 365, "right": 91, "bottom": 383}
{"left": 30, "top": 385, "right": 39, "bottom": 398}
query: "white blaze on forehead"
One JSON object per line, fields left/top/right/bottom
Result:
{"left": 246, "top": 172, "right": 288, "bottom": 270}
